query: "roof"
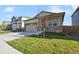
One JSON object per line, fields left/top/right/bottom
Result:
{"left": 19, "top": 16, "right": 31, "bottom": 18}
{"left": 23, "top": 17, "right": 35, "bottom": 22}
{"left": 71, "top": 6, "right": 79, "bottom": 17}
{"left": 24, "top": 11, "right": 65, "bottom": 22}
{"left": 11, "top": 16, "right": 19, "bottom": 20}
{"left": 11, "top": 16, "right": 31, "bottom": 21}
{"left": 34, "top": 11, "right": 65, "bottom": 18}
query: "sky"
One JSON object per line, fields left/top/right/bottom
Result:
{"left": 0, "top": 5, "right": 78, "bottom": 26}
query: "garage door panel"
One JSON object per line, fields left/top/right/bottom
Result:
{"left": 25, "top": 24, "right": 37, "bottom": 32}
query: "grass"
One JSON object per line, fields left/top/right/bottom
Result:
{"left": 0, "top": 31, "right": 11, "bottom": 35}
{"left": 7, "top": 32, "right": 79, "bottom": 54}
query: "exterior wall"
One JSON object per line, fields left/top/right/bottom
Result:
{"left": 21, "top": 17, "right": 31, "bottom": 30}
{"left": 11, "top": 21, "right": 17, "bottom": 30}
{"left": 72, "top": 8, "right": 79, "bottom": 25}
{"left": 11, "top": 17, "right": 18, "bottom": 30}
{"left": 46, "top": 17, "right": 63, "bottom": 32}
{"left": 37, "top": 15, "right": 63, "bottom": 32}
{"left": 17, "top": 21, "right": 22, "bottom": 29}
{"left": 11, "top": 18, "right": 22, "bottom": 30}
{"left": 36, "top": 16, "right": 46, "bottom": 31}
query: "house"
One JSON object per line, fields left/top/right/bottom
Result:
{"left": 24, "top": 11, "right": 65, "bottom": 32}
{"left": 72, "top": 7, "right": 79, "bottom": 26}
{"left": 11, "top": 16, "right": 31, "bottom": 31}
{"left": 70, "top": 6, "right": 79, "bottom": 33}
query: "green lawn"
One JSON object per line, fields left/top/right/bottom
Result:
{"left": 7, "top": 33, "right": 79, "bottom": 54}
{"left": 0, "top": 31, "right": 11, "bottom": 35}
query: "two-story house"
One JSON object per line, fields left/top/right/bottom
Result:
{"left": 24, "top": 11, "right": 65, "bottom": 32}
{"left": 11, "top": 16, "right": 31, "bottom": 31}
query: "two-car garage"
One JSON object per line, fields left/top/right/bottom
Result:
{"left": 24, "top": 23, "right": 37, "bottom": 32}
{"left": 24, "top": 18, "right": 38, "bottom": 32}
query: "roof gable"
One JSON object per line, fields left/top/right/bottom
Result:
{"left": 11, "top": 16, "right": 19, "bottom": 21}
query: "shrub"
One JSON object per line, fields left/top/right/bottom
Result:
{"left": 12, "top": 30, "right": 17, "bottom": 32}
{"left": 39, "top": 32, "right": 65, "bottom": 36}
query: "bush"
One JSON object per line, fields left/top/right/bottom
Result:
{"left": 27, "top": 32, "right": 65, "bottom": 39}
{"left": 12, "top": 30, "right": 17, "bottom": 32}
{"left": 28, "top": 34, "right": 38, "bottom": 37}
{"left": 39, "top": 32, "right": 65, "bottom": 36}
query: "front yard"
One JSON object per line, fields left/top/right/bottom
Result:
{"left": 7, "top": 33, "right": 79, "bottom": 54}
{"left": 0, "top": 31, "right": 11, "bottom": 35}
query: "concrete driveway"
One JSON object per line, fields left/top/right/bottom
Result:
{"left": 0, "top": 32, "right": 41, "bottom": 54}
{"left": 0, "top": 32, "right": 42, "bottom": 41}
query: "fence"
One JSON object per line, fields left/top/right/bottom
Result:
{"left": 41, "top": 26, "right": 79, "bottom": 34}
{"left": 63, "top": 26, "right": 79, "bottom": 34}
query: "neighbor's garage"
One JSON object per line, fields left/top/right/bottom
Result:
{"left": 25, "top": 23, "right": 37, "bottom": 32}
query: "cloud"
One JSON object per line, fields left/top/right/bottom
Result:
{"left": 48, "top": 6, "right": 72, "bottom": 15}
{"left": 4, "top": 6, "right": 15, "bottom": 13}
{"left": 5, "top": 15, "right": 12, "bottom": 18}
{"left": 71, "top": 5, "right": 78, "bottom": 11}
{"left": 48, "top": 6, "right": 64, "bottom": 13}
{"left": 2, "top": 15, "right": 12, "bottom": 21}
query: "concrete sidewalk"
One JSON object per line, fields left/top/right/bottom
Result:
{"left": 0, "top": 32, "right": 24, "bottom": 54}
{"left": 0, "top": 40, "right": 22, "bottom": 54}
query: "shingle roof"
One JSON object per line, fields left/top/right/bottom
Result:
{"left": 13, "top": 16, "right": 19, "bottom": 19}
{"left": 23, "top": 17, "right": 35, "bottom": 22}
{"left": 11, "top": 16, "right": 19, "bottom": 21}
{"left": 34, "top": 11, "right": 65, "bottom": 18}
{"left": 20, "top": 16, "right": 31, "bottom": 18}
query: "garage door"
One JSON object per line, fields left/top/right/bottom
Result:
{"left": 25, "top": 23, "right": 37, "bottom": 32}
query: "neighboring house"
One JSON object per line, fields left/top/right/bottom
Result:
{"left": 72, "top": 7, "right": 79, "bottom": 26}
{"left": 11, "top": 16, "right": 31, "bottom": 31}
{"left": 24, "top": 11, "right": 65, "bottom": 32}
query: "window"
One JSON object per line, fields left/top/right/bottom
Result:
{"left": 48, "top": 19, "right": 57, "bottom": 27}
{"left": 53, "top": 23, "right": 57, "bottom": 26}
{"left": 48, "top": 22, "right": 52, "bottom": 27}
